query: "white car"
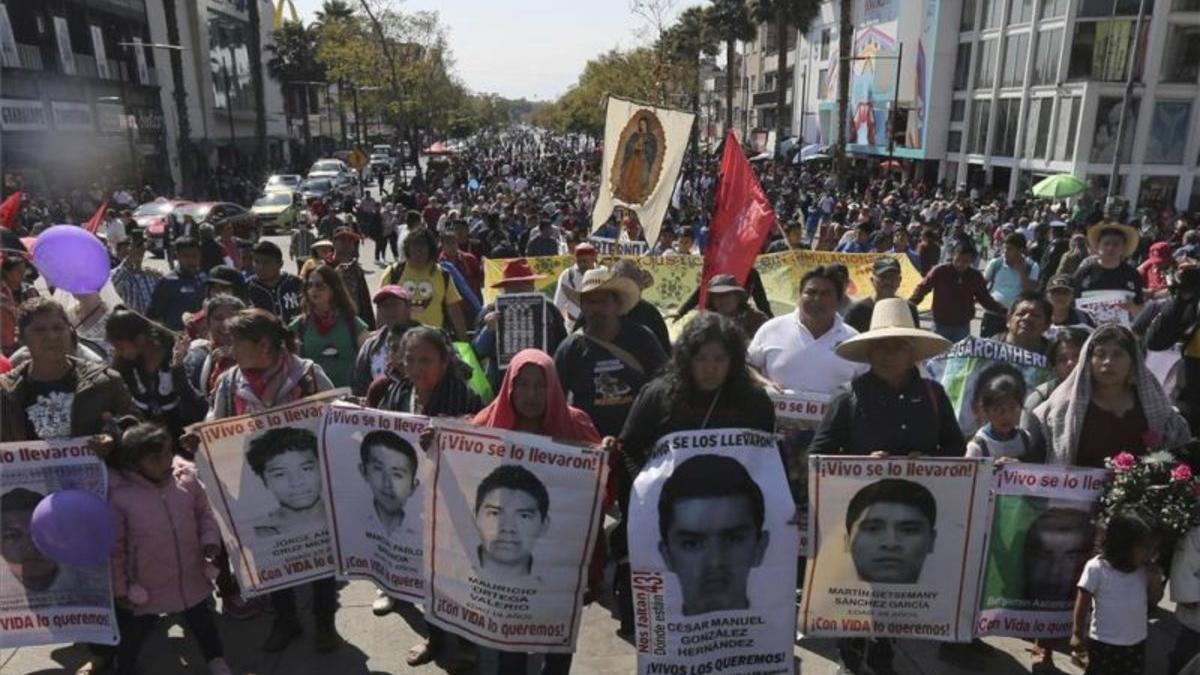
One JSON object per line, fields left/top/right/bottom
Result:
{"left": 308, "top": 159, "right": 353, "bottom": 180}
{"left": 264, "top": 174, "right": 302, "bottom": 193}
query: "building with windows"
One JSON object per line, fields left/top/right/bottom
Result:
{"left": 745, "top": 21, "right": 799, "bottom": 137}
{"left": 794, "top": 0, "right": 1200, "bottom": 212}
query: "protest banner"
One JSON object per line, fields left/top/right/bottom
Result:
{"left": 976, "top": 464, "right": 1107, "bottom": 639}
{"left": 319, "top": 403, "right": 429, "bottom": 601}
{"left": 925, "top": 337, "right": 1052, "bottom": 435}
{"left": 1076, "top": 289, "right": 1133, "bottom": 326}
{"left": 629, "top": 429, "right": 798, "bottom": 675}
{"left": 424, "top": 419, "right": 607, "bottom": 652}
{"left": 588, "top": 236, "right": 649, "bottom": 256}
{"left": 770, "top": 390, "right": 831, "bottom": 557}
{"left": 496, "top": 292, "right": 549, "bottom": 369}
{"left": 800, "top": 456, "right": 992, "bottom": 642}
{"left": 0, "top": 438, "right": 117, "bottom": 648}
{"left": 190, "top": 390, "right": 345, "bottom": 598}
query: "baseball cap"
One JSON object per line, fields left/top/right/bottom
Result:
{"left": 373, "top": 284, "right": 411, "bottom": 303}
{"left": 1046, "top": 274, "right": 1074, "bottom": 292}
{"left": 872, "top": 257, "right": 901, "bottom": 275}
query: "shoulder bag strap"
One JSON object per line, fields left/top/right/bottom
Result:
{"left": 581, "top": 334, "right": 645, "bottom": 376}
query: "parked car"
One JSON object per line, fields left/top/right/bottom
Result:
{"left": 250, "top": 192, "right": 296, "bottom": 233}
{"left": 308, "top": 159, "right": 353, "bottom": 180}
{"left": 176, "top": 202, "right": 260, "bottom": 242}
{"left": 132, "top": 199, "right": 193, "bottom": 257}
{"left": 368, "top": 153, "right": 394, "bottom": 174}
{"left": 263, "top": 174, "right": 302, "bottom": 193}
{"left": 297, "top": 178, "right": 333, "bottom": 202}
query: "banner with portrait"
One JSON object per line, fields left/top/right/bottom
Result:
{"left": 319, "top": 403, "right": 429, "bottom": 602}
{"left": 925, "top": 337, "right": 1052, "bottom": 436}
{"left": 976, "top": 464, "right": 1107, "bottom": 639}
{"left": 190, "top": 391, "right": 345, "bottom": 598}
{"left": 771, "top": 390, "right": 831, "bottom": 557}
{"left": 800, "top": 456, "right": 992, "bottom": 642}
{"left": 629, "top": 429, "right": 798, "bottom": 675}
{"left": 591, "top": 96, "right": 695, "bottom": 247}
{"left": 0, "top": 439, "right": 117, "bottom": 648}
{"left": 496, "top": 292, "right": 549, "bottom": 369}
{"left": 424, "top": 419, "right": 607, "bottom": 652}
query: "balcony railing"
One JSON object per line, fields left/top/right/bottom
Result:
{"left": 14, "top": 43, "right": 43, "bottom": 70}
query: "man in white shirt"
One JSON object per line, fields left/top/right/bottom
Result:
{"left": 553, "top": 243, "right": 598, "bottom": 324}
{"left": 748, "top": 265, "right": 867, "bottom": 395}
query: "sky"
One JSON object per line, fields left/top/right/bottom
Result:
{"left": 293, "top": 0, "right": 703, "bottom": 101}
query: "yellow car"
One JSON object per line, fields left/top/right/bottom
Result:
{"left": 250, "top": 192, "right": 296, "bottom": 233}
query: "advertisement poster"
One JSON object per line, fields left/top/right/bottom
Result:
{"left": 976, "top": 464, "right": 1107, "bottom": 639}
{"left": 496, "top": 292, "right": 549, "bottom": 369}
{"left": 0, "top": 438, "right": 117, "bottom": 648}
{"left": 800, "top": 456, "right": 992, "bottom": 642}
{"left": 191, "top": 391, "right": 343, "bottom": 598}
{"left": 319, "top": 403, "right": 429, "bottom": 601}
{"left": 1076, "top": 290, "right": 1133, "bottom": 327}
{"left": 629, "top": 429, "right": 798, "bottom": 675}
{"left": 926, "top": 337, "right": 1051, "bottom": 435}
{"left": 424, "top": 419, "right": 607, "bottom": 652}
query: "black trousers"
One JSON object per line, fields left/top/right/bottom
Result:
{"left": 1169, "top": 627, "right": 1199, "bottom": 675}
{"left": 271, "top": 576, "right": 338, "bottom": 618}
{"left": 837, "top": 637, "right": 894, "bottom": 674}
{"left": 99, "top": 601, "right": 224, "bottom": 674}
{"left": 496, "top": 651, "right": 573, "bottom": 674}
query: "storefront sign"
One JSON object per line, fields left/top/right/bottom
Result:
{"left": 51, "top": 101, "right": 94, "bottom": 132}
{"left": 0, "top": 98, "right": 47, "bottom": 131}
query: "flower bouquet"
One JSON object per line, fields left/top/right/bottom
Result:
{"left": 1100, "top": 450, "right": 1200, "bottom": 540}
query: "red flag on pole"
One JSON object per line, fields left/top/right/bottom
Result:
{"left": 84, "top": 198, "right": 110, "bottom": 235}
{"left": 698, "top": 130, "right": 776, "bottom": 310}
{"left": 0, "top": 191, "right": 23, "bottom": 230}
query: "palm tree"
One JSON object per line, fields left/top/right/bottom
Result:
{"left": 752, "top": 0, "right": 820, "bottom": 158}
{"left": 267, "top": 21, "right": 322, "bottom": 168}
{"left": 836, "top": 0, "right": 853, "bottom": 184}
{"left": 705, "top": 0, "right": 755, "bottom": 131}
{"left": 162, "top": 0, "right": 193, "bottom": 194}
{"left": 247, "top": 0, "right": 268, "bottom": 173}
{"left": 313, "top": 0, "right": 356, "bottom": 27}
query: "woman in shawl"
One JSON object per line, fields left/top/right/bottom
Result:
{"left": 1032, "top": 324, "right": 1190, "bottom": 467}
{"left": 470, "top": 349, "right": 600, "bottom": 675}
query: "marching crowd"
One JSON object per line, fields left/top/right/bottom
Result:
{"left": 1, "top": 128, "right": 1200, "bottom": 675}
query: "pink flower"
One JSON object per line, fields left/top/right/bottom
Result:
{"left": 1141, "top": 430, "right": 1163, "bottom": 448}
{"left": 1111, "top": 452, "right": 1137, "bottom": 472}
{"left": 1171, "top": 463, "right": 1194, "bottom": 482}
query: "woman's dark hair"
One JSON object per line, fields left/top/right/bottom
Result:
{"left": 227, "top": 308, "right": 294, "bottom": 354}
{"left": 105, "top": 308, "right": 175, "bottom": 357}
{"left": 1088, "top": 324, "right": 1139, "bottom": 365}
{"left": 302, "top": 263, "right": 358, "bottom": 319}
{"left": 973, "top": 363, "right": 1026, "bottom": 409}
{"left": 1048, "top": 327, "right": 1089, "bottom": 370}
{"left": 113, "top": 421, "right": 172, "bottom": 471}
{"left": 402, "top": 325, "right": 472, "bottom": 381}
{"left": 800, "top": 264, "right": 846, "bottom": 298}
{"left": 1101, "top": 511, "right": 1153, "bottom": 573}
{"left": 16, "top": 297, "right": 70, "bottom": 336}
{"left": 402, "top": 227, "right": 438, "bottom": 260}
{"left": 663, "top": 313, "right": 753, "bottom": 409}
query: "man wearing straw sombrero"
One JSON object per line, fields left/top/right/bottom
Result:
{"left": 810, "top": 297, "right": 967, "bottom": 675}
{"left": 1072, "top": 218, "right": 1144, "bottom": 318}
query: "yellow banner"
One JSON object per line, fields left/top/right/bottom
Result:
{"left": 482, "top": 250, "right": 931, "bottom": 317}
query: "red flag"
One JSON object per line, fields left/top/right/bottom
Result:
{"left": 699, "top": 130, "right": 776, "bottom": 310}
{"left": 84, "top": 198, "right": 110, "bottom": 235}
{"left": 0, "top": 191, "right": 23, "bottom": 230}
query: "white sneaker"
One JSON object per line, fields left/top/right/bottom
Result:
{"left": 372, "top": 591, "right": 394, "bottom": 616}
{"left": 208, "top": 657, "right": 233, "bottom": 675}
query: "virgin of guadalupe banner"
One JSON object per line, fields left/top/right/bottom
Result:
{"left": 590, "top": 96, "right": 694, "bottom": 248}
{"left": 629, "top": 429, "right": 798, "bottom": 675}
{"left": 190, "top": 390, "right": 345, "bottom": 598}
{"left": 0, "top": 438, "right": 117, "bottom": 648}
{"left": 424, "top": 419, "right": 607, "bottom": 652}
{"left": 976, "top": 464, "right": 1107, "bottom": 639}
{"left": 925, "top": 337, "right": 1051, "bottom": 436}
{"left": 800, "top": 457, "right": 992, "bottom": 642}
{"left": 318, "top": 403, "right": 429, "bottom": 601}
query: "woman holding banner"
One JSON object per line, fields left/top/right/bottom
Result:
{"left": 614, "top": 313, "right": 776, "bottom": 637}
{"left": 469, "top": 348, "right": 601, "bottom": 674}
{"left": 364, "top": 325, "right": 483, "bottom": 667}
{"left": 1032, "top": 325, "right": 1189, "bottom": 468}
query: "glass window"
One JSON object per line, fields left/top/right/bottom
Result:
{"left": 1161, "top": 24, "right": 1200, "bottom": 83}
{"left": 1091, "top": 96, "right": 1141, "bottom": 162}
{"left": 1054, "top": 96, "right": 1081, "bottom": 161}
{"left": 1138, "top": 175, "right": 1178, "bottom": 209}
{"left": 1002, "top": 33, "right": 1029, "bottom": 86}
{"left": 948, "top": 129, "right": 964, "bottom": 152}
{"left": 1024, "top": 98, "right": 1053, "bottom": 158}
{"left": 817, "top": 68, "right": 829, "bottom": 99}
{"left": 1010, "top": 0, "right": 1034, "bottom": 23}
{"left": 208, "top": 11, "right": 256, "bottom": 113}
{"left": 1081, "top": 0, "right": 1155, "bottom": 15}
{"left": 994, "top": 98, "right": 1020, "bottom": 156}
{"left": 951, "top": 99, "right": 966, "bottom": 121}
{"left": 1068, "top": 21, "right": 1135, "bottom": 81}
{"left": 820, "top": 29, "right": 831, "bottom": 60}
{"left": 982, "top": 0, "right": 1006, "bottom": 28}
{"left": 962, "top": 0, "right": 979, "bottom": 30}
{"left": 1146, "top": 101, "right": 1191, "bottom": 164}
{"left": 954, "top": 42, "right": 973, "bottom": 89}
{"left": 1033, "top": 29, "right": 1062, "bottom": 85}
{"left": 1042, "top": 0, "right": 1069, "bottom": 18}
{"left": 976, "top": 39, "right": 997, "bottom": 88}
{"left": 969, "top": 100, "right": 991, "bottom": 153}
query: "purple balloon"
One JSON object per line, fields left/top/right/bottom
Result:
{"left": 32, "top": 225, "right": 110, "bottom": 294}
{"left": 30, "top": 489, "right": 115, "bottom": 567}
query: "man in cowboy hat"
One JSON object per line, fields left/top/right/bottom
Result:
{"left": 473, "top": 259, "right": 566, "bottom": 389}
{"left": 553, "top": 242, "right": 598, "bottom": 325}
{"left": 1072, "top": 219, "right": 1145, "bottom": 318}
{"left": 607, "top": 259, "right": 671, "bottom": 355}
{"left": 844, "top": 257, "right": 919, "bottom": 334}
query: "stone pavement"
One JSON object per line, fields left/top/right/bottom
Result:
{"left": 1, "top": 579, "right": 1183, "bottom": 674}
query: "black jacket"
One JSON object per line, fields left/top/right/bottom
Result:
{"left": 247, "top": 273, "right": 305, "bottom": 325}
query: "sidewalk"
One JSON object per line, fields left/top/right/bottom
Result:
{"left": 1, "top": 580, "right": 1183, "bottom": 674}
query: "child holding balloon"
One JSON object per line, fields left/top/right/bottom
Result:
{"left": 88, "top": 421, "right": 231, "bottom": 675}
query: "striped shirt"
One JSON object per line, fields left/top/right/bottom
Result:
{"left": 111, "top": 263, "right": 162, "bottom": 315}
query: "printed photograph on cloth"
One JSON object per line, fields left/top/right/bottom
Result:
{"left": 629, "top": 429, "right": 798, "bottom": 675}
{"left": 319, "top": 403, "right": 428, "bottom": 600}
{"left": 424, "top": 419, "right": 607, "bottom": 652}
{"left": 0, "top": 438, "right": 117, "bottom": 648}
{"left": 800, "top": 456, "right": 992, "bottom": 642}
{"left": 190, "top": 392, "right": 341, "bottom": 597}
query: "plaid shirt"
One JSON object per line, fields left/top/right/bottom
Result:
{"left": 111, "top": 262, "right": 162, "bottom": 315}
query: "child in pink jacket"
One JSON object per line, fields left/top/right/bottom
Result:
{"left": 103, "top": 422, "right": 231, "bottom": 675}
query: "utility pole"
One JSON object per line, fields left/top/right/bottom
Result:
{"left": 351, "top": 83, "right": 362, "bottom": 148}
{"left": 888, "top": 42, "right": 903, "bottom": 163}
{"left": 337, "top": 79, "right": 348, "bottom": 148}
